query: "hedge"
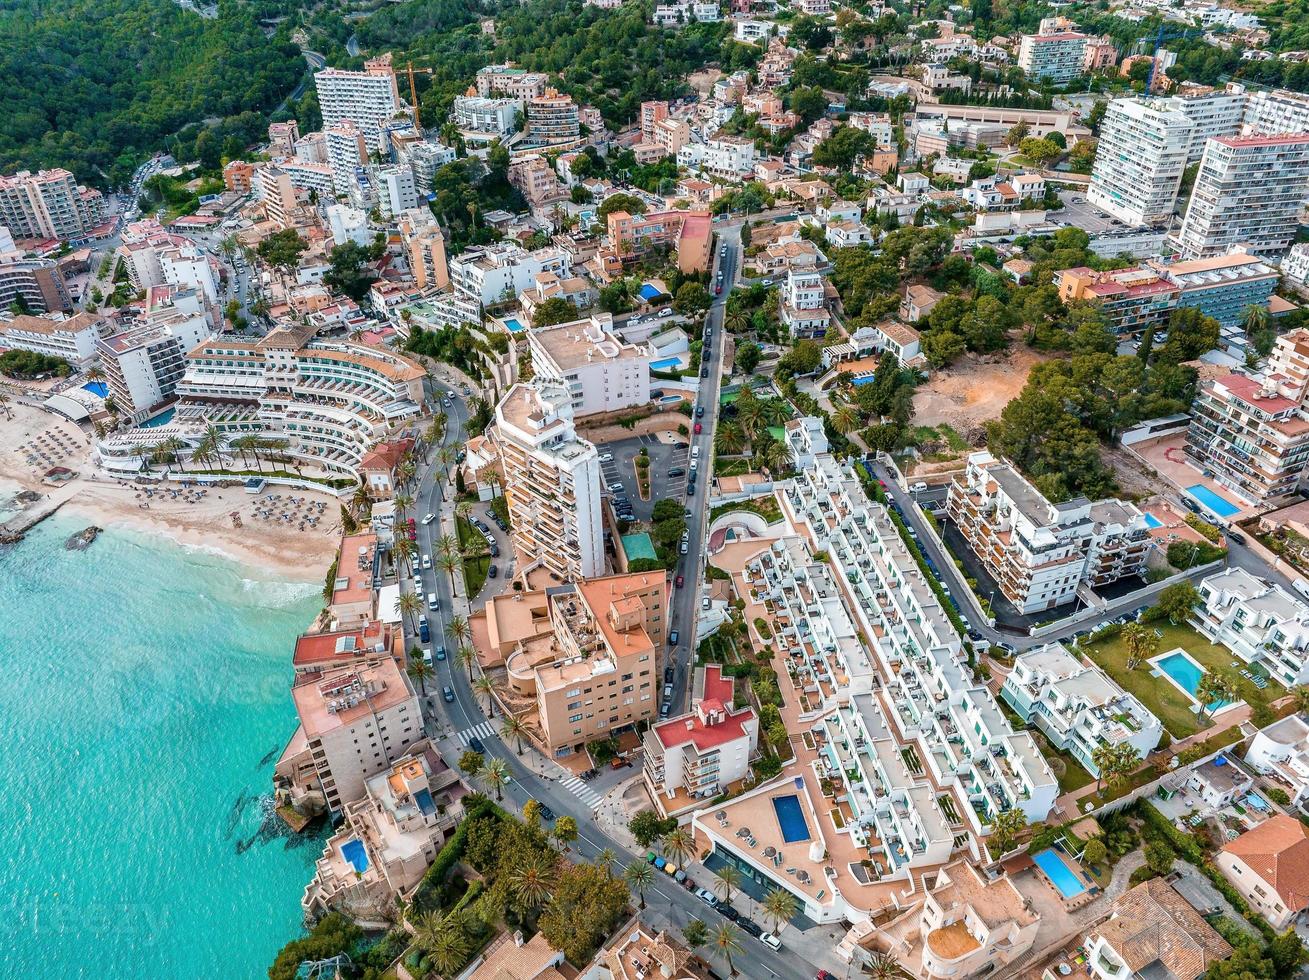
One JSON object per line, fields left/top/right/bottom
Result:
{"left": 409, "top": 796, "right": 504, "bottom": 914}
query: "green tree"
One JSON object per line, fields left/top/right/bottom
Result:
{"left": 735, "top": 339, "right": 762, "bottom": 375}
{"left": 597, "top": 192, "right": 647, "bottom": 219}
{"left": 710, "top": 922, "right": 745, "bottom": 978}
{"left": 552, "top": 814, "right": 578, "bottom": 852}
{"left": 629, "top": 809, "right": 670, "bottom": 848}
{"left": 538, "top": 862, "right": 630, "bottom": 963}
{"left": 1091, "top": 742, "right": 1141, "bottom": 794}
{"left": 1083, "top": 838, "right": 1109, "bottom": 867}
{"left": 1157, "top": 580, "right": 1201, "bottom": 624}
{"left": 683, "top": 918, "right": 709, "bottom": 949}
{"left": 714, "top": 863, "right": 742, "bottom": 904}
{"left": 762, "top": 887, "right": 798, "bottom": 932}
{"left": 458, "top": 749, "right": 485, "bottom": 775}
{"left": 508, "top": 851, "right": 558, "bottom": 917}
{"left": 624, "top": 859, "right": 655, "bottom": 909}
{"left": 674, "top": 281, "right": 711, "bottom": 314}
{"left": 256, "top": 229, "right": 308, "bottom": 285}
{"left": 531, "top": 297, "right": 579, "bottom": 327}
{"left": 989, "top": 807, "right": 1026, "bottom": 855}
{"left": 1143, "top": 838, "right": 1175, "bottom": 876}
{"left": 1122, "top": 622, "right": 1158, "bottom": 670}
{"left": 478, "top": 756, "right": 510, "bottom": 801}
{"left": 407, "top": 650, "right": 433, "bottom": 694}
{"left": 1197, "top": 669, "right": 1239, "bottom": 725}
{"left": 323, "top": 241, "right": 378, "bottom": 301}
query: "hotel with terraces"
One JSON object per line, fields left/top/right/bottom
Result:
{"left": 687, "top": 442, "right": 1057, "bottom": 934}
{"left": 94, "top": 324, "right": 426, "bottom": 483}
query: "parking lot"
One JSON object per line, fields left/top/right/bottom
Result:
{"left": 596, "top": 433, "right": 692, "bottom": 521}
{"left": 1052, "top": 190, "right": 1129, "bottom": 235}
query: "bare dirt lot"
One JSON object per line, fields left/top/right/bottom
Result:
{"left": 912, "top": 347, "right": 1053, "bottom": 437}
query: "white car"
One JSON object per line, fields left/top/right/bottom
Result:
{"left": 608, "top": 482, "right": 625, "bottom": 492}
{"left": 421, "top": 512, "right": 436, "bottom": 525}
{"left": 658, "top": 308, "right": 673, "bottom": 317}
{"left": 695, "top": 887, "right": 717, "bottom": 905}
{"left": 761, "top": 933, "right": 782, "bottom": 951}
{"left": 421, "top": 554, "right": 433, "bottom": 570}
{"left": 598, "top": 453, "right": 614, "bottom": 463}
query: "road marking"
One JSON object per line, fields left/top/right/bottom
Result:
{"left": 558, "top": 774, "right": 603, "bottom": 808}
{"left": 455, "top": 721, "right": 494, "bottom": 745}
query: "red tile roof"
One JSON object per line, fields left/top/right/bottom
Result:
{"left": 1222, "top": 814, "right": 1309, "bottom": 911}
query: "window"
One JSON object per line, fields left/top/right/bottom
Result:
{"left": 569, "top": 713, "right": 583, "bottom": 723}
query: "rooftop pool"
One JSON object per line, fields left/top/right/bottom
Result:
{"left": 503, "top": 317, "right": 525, "bottom": 333}
{"left": 772, "top": 793, "right": 811, "bottom": 844}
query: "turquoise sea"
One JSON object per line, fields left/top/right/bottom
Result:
{"left": 0, "top": 512, "right": 326, "bottom": 977}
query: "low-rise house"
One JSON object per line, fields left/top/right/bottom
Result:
{"left": 825, "top": 219, "right": 873, "bottom": 247}
{"left": 1086, "top": 878, "right": 1232, "bottom": 980}
{"left": 919, "top": 861, "right": 1041, "bottom": 980}
{"left": 1001, "top": 643, "right": 1162, "bottom": 776}
{"left": 1187, "top": 754, "right": 1255, "bottom": 809}
{"left": 469, "top": 931, "right": 566, "bottom": 980}
{"left": 900, "top": 283, "right": 944, "bottom": 322}
{"left": 1244, "top": 714, "right": 1309, "bottom": 808}
{"left": 359, "top": 438, "right": 414, "bottom": 501}
{"left": 1215, "top": 814, "right": 1309, "bottom": 929}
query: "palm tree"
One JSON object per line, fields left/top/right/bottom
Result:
{"left": 455, "top": 499, "right": 475, "bottom": 524}
{"left": 229, "top": 434, "right": 260, "bottom": 471}
{"left": 397, "top": 590, "right": 423, "bottom": 631}
{"left": 394, "top": 491, "right": 414, "bottom": 521}
{"left": 1240, "top": 302, "right": 1269, "bottom": 338}
{"left": 474, "top": 675, "right": 496, "bottom": 717}
{"left": 457, "top": 643, "right": 477, "bottom": 681}
{"left": 597, "top": 847, "right": 617, "bottom": 879}
{"left": 393, "top": 536, "right": 415, "bottom": 567}
{"left": 194, "top": 424, "right": 228, "bottom": 471}
{"left": 414, "top": 908, "right": 474, "bottom": 977}
{"left": 1091, "top": 742, "right": 1141, "bottom": 795}
{"left": 438, "top": 552, "right": 463, "bottom": 595}
{"left": 448, "top": 614, "right": 471, "bottom": 647}
{"left": 158, "top": 435, "right": 186, "bottom": 475}
{"left": 1197, "top": 669, "right": 1239, "bottom": 726}
{"left": 736, "top": 399, "right": 765, "bottom": 443}
{"left": 398, "top": 459, "right": 417, "bottom": 490}
{"left": 715, "top": 421, "right": 746, "bottom": 455}
{"left": 508, "top": 851, "right": 557, "bottom": 916}
{"left": 351, "top": 483, "right": 372, "bottom": 517}
{"left": 863, "top": 951, "right": 911, "bottom": 979}
{"left": 714, "top": 864, "right": 742, "bottom": 905}
{"left": 1122, "top": 623, "right": 1158, "bottom": 670}
{"left": 435, "top": 532, "right": 459, "bottom": 560}
{"left": 1293, "top": 685, "right": 1309, "bottom": 716}
{"left": 762, "top": 887, "right": 798, "bottom": 933}
{"left": 479, "top": 756, "right": 510, "bottom": 801}
{"left": 437, "top": 444, "right": 457, "bottom": 482}
{"left": 989, "top": 807, "right": 1027, "bottom": 855}
{"left": 625, "top": 860, "right": 655, "bottom": 909}
{"left": 762, "top": 436, "right": 795, "bottom": 477}
{"left": 408, "top": 655, "right": 434, "bottom": 695}
{"left": 711, "top": 922, "right": 744, "bottom": 978}
{"left": 132, "top": 442, "right": 153, "bottom": 475}
{"left": 501, "top": 714, "right": 527, "bottom": 755}
{"left": 832, "top": 403, "right": 861, "bottom": 435}
{"left": 663, "top": 827, "right": 696, "bottom": 869}
{"left": 724, "top": 308, "right": 749, "bottom": 333}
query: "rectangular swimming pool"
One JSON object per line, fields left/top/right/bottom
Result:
{"left": 503, "top": 317, "right": 525, "bottom": 333}
{"left": 1185, "top": 483, "right": 1240, "bottom": 518}
{"left": 851, "top": 374, "right": 877, "bottom": 386}
{"left": 639, "top": 283, "right": 663, "bottom": 301}
{"left": 772, "top": 794, "right": 811, "bottom": 843}
{"left": 1156, "top": 651, "right": 1230, "bottom": 711}
{"left": 650, "top": 357, "right": 681, "bottom": 371}
{"left": 1033, "top": 848, "right": 1086, "bottom": 899}
{"left": 1143, "top": 513, "right": 1162, "bottom": 528}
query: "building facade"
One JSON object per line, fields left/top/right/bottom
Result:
{"left": 527, "top": 314, "right": 652, "bottom": 417}
{"left": 1192, "top": 567, "right": 1309, "bottom": 686}
{"left": 1088, "top": 99, "right": 1194, "bottom": 226}
{"left": 314, "top": 57, "right": 403, "bottom": 153}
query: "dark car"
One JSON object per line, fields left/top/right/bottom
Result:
{"left": 669, "top": 467, "right": 685, "bottom": 477}
{"left": 435, "top": 646, "right": 447, "bottom": 661}
{"left": 967, "top": 630, "right": 984, "bottom": 642}
{"left": 714, "top": 901, "right": 740, "bottom": 921}
{"left": 738, "top": 919, "right": 763, "bottom": 938}
{"left": 487, "top": 564, "right": 498, "bottom": 579}
{"left": 468, "top": 736, "right": 486, "bottom": 754}
{"left": 669, "top": 629, "right": 680, "bottom": 645}
{"left": 702, "top": 367, "right": 709, "bottom": 378}
{"left": 664, "top": 666, "right": 675, "bottom": 683}
{"left": 686, "top": 482, "right": 696, "bottom": 496}
{"left": 695, "top": 406, "right": 704, "bottom": 418}
{"left": 534, "top": 801, "right": 556, "bottom": 821}
{"left": 675, "top": 575, "right": 684, "bottom": 588}
{"left": 443, "top": 685, "right": 455, "bottom": 703}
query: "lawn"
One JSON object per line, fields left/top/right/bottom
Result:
{"left": 457, "top": 515, "right": 492, "bottom": 596}
{"left": 1078, "top": 622, "right": 1285, "bottom": 738}
{"left": 1030, "top": 729, "right": 1096, "bottom": 793}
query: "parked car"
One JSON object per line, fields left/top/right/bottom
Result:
{"left": 761, "top": 932, "right": 783, "bottom": 950}
{"left": 419, "top": 617, "right": 430, "bottom": 642}
{"left": 702, "top": 366, "right": 709, "bottom": 377}
{"left": 910, "top": 481, "right": 928, "bottom": 493}
{"left": 714, "top": 901, "right": 740, "bottom": 921}
{"left": 608, "top": 482, "right": 625, "bottom": 492}
{"left": 664, "top": 666, "right": 675, "bottom": 683}
{"left": 534, "top": 801, "right": 556, "bottom": 821}
{"left": 427, "top": 592, "right": 439, "bottom": 610}
{"left": 422, "top": 554, "right": 433, "bottom": 570}
{"left": 443, "top": 685, "right": 455, "bottom": 703}
{"left": 468, "top": 736, "right": 486, "bottom": 754}
{"left": 695, "top": 406, "right": 704, "bottom": 418}
{"left": 738, "top": 919, "right": 763, "bottom": 938}
{"left": 695, "top": 888, "right": 717, "bottom": 905}
{"left": 599, "top": 453, "right": 614, "bottom": 462}
{"left": 487, "top": 564, "right": 498, "bottom": 579}
{"left": 675, "top": 575, "right": 684, "bottom": 588}
{"left": 694, "top": 422, "right": 702, "bottom": 434}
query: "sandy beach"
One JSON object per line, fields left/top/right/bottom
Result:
{"left": 1, "top": 400, "right": 340, "bottom": 582}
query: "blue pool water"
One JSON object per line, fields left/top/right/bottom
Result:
{"left": 82, "top": 381, "right": 109, "bottom": 397}
{"left": 651, "top": 357, "right": 681, "bottom": 371}
{"left": 1157, "top": 651, "right": 1230, "bottom": 711}
{"left": 139, "top": 407, "right": 176, "bottom": 428}
{"left": 1143, "top": 513, "right": 1162, "bottom": 528}
{"left": 772, "top": 794, "right": 811, "bottom": 843}
{"left": 851, "top": 374, "right": 876, "bottom": 386}
{"left": 504, "top": 317, "right": 525, "bottom": 333}
{"left": 639, "top": 283, "right": 662, "bottom": 301}
{"left": 341, "top": 839, "right": 369, "bottom": 873}
{"left": 0, "top": 513, "right": 325, "bottom": 977}
{"left": 1033, "top": 849, "right": 1086, "bottom": 899}
{"left": 1186, "top": 483, "right": 1240, "bottom": 518}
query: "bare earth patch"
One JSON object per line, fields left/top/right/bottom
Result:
{"left": 912, "top": 347, "right": 1054, "bottom": 437}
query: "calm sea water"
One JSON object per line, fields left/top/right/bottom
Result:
{"left": 0, "top": 513, "right": 326, "bottom": 977}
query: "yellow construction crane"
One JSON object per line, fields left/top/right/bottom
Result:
{"left": 405, "top": 62, "right": 435, "bottom": 133}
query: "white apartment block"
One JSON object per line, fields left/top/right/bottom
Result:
{"left": 1169, "top": 89, "right": 1247, "bottom": 162}
{"left": 449, "top": 242, "right": 570, "bottom": 307}
{"left": 475, "top": 64, "right": 549, "bottom": 102}
{"left": 1001, "top": 643, "right": 1163, "bottom": 775}
{"left": 1176, "top": 134, "right": 1309, "bottom": 260}
{"left": 327, "top": 205, "right": 371, "bottom": 248}
{"left": 643, "top": 664, "right": 758, "bottom": 816}
{"left": 1282, "top": 243, "right": 1309, "bottom": 287}
{"left": 527, "top": 314, "right": 651, "bottom": 417}
{"left": 399, "top": 140, "right": 456, "bottom": 190}
{"left": 1242, "top": 87, "right": 1309, "bottom": 138}
{"left": 314, "top": 58, "right": 402, "bottom": 153}
{"left": 451, "top": 96, "right": 520, "bottom": 146}
{"left": 1018, "top": 32, "right": 1089, "bottom": 85}
{"left": 525, "top": 89, "right": 580, "bottom": 147}
{"left": 290, "top": 659, "right": 424, "bottom": 814}
{"left": 734, "top": 19, "right": 774, "bottom": 43}
{"left": 271, "top": 160, "right": 335, "bottom": 206}
{"left": 676, "top": 135, "right": 757, "bottom": 177}
{"left": 491, "top": 381, "right": 604, "bottom": 581}
{"left": 325, "top": 122, "right": 369, "bottom": 198}
{"left": 373, "top": 164, "right": 418, "bottom": 218}
{"left": 1193, "top": 567, "right": 1309, "bottom": 687}
{"left": 946, "top": 451, "right": 1151, "bottom": 614}
{"left": 1244, "top": 714, "right": 1309, "bottom": 808}
{"left": 294, "top": 132, "right": 328, "bottom": 164}
{"left": 1088, "top": 99, "right": 1195, "bottom": 226}
{"left": 0, "top": 311, "right": 106, "bottom": 370}
{"left": 780, "top": 268, "right": 830, "bottom": 339}
{"left": 0, "top": 168, "right": 105, "bottom": 241}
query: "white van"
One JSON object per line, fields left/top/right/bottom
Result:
{"left": 909, "top": 481, "right": 928, "bottom": 493}
{"left": 691, "top": 445, "right": 701, "bottom": 459}
{"left": 1294, "top": 578, "right": 1309, "bottom": 601}
{"left": 427, "top": 592, "right": 439, "bottom": 610}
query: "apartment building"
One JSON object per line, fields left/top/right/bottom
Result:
{"left": 1001, "top": 643, "right": 1163, "bottom": 776}
{"left": 1155, "top": 250, "right": 1280, "bottom": 328}
{"left": 496, "top": 572, "right": 666, "bottom": 753}
{"left": 1216, "top": 815, "right": 1309, "bottom": 930}
{"left": 294, "top": 131, "right": 328, "bottom": 163}
{"left": 451, "top": 96, "right": 520, "bottom": 147}
{"left": 398, "top": 139, "right": 457, "bottom": 190}
{"left": 640, "top": 100, "right": 669, "bottom": 141}
{"left": 324, "top": 121, "right": 369, "bottom": 198}
{"left": 1176, "top": 134, "right": 1309, "bottom": 259}
{"left": 314, "top": 56, "right": 403, "bottom": 153}
{"left": 1087, "top": 879, "right": 1232, "bottom": 980}
{"left": 1018, "top": 32, "right": 1089, "bottom": 85}
{"left": 369, "top": 164, "right": 415, "bottom": 218}
{"left": 507, "top": 154, "right": 566, "bottom": 207}
{"left": 302, "top": 745, "right": 465, "bottom": 917}
{"left": 449, "top": 242, "right": 571, "bottom": 308}
{"left": 0, "top": 168, "right": 105, "bottom": 241}
{"left": 1244, "top": 714, "right": 1309, "bottom": 809}
{"left": 779, "top": 268, "right": 830, "bottom": 339}
{"left": 1192, "top": 567, "right": 1309, "bottom": 686}
{"left": 327, "top": 204, "right": 370, "bottom": 248}
{"left": 651, "top": 117, "right": 692, "bottom": 158}
{"left": 677, "top": 135, "right": 757, "bottom": 177}
{"left": 946, "top": 451, "right": 1150, "bottom": 614}
{"left": 0, "top": 311, "right": 106, "bottom": 370}
{"left": 1169, "top": 87, "right": 1247, "bottom": 162}
{"left": 274, "top": 159, "right": 336, "bottom": 204}
{"left": 643, "top": 665, "right": 758, "bottom": 816}
{"left": 527, "top": 314, "right": 651, "bottom": 417}
{"left": 919, "top": 861, "right": 1041, "bottom": 980}
{"left": 268, "top": 119, "right": 300, "bottom": 157}
{"left": 1052, "top": 265, "right": 1180, "bottom": 336}
{"left": 398, "top": 209, "right": 448, "bottom": 291}
{"left": 1185, "top": 370, "right": 1309, "bottom": 503}
{"left": 287, "top": 658, "right": 424, "bottom": 814}
{"left": 0, "top": 256, "right": 72, "bottom": 313}
{"left": 1242, "top": 86, "right": 1309, "bottom": 138}
{"left": 96, "top": 287, "right": 213, "bottom": 421}
{"left": 223, "top": 160, "right": 257, "bottom": 194}
{"left": 1267, "top": 326, "right": 1309, "bottom": 398}
{"left": 525, "top": 89, "right": 581, "bottom": 148}
{"left": 475, "top": 64, "right": 549, "bottom": 102}
{"left": 604, "top": 209, "right": 711, "bottom": 274}
{"left": 1088, "top": 99, "right": 1194, "bottom": 226}
{"left": 490, "top": 381, "right": 605, "bottom": 581}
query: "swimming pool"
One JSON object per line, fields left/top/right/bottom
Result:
{"left": 851, "top": 374, "right": 877, "bottom": 386}
{"left": 1186, "top": 483, "right": 1240, "bottom": 518}
{"left": 1143, "top": 513, "right": 1162, "bottom": 529}
{"left": 1033, "top": 848, "right": 1086, "bottom": 899}
{"left": 503, "top": 317, "right": 525, "bottom": 333}
{"left": 651, "top": 357, "right": 681, "bottom": 371}
{"left": 639, "top": 283, "right": 663, "bottom": 301}
{"left": 82, "top": 381, "right": 109, "bottom": 397}
{"left": 1155, "top": 650, "right": 1231, "bottom": 712}
{"left": 772, "top": 794, "right": 811, "bottom": 843}
{"left": 340, "top": 838, "right": 369, "bottom": 874}
{"left": 139, "top": 408, "right": 176, "bottom": 428}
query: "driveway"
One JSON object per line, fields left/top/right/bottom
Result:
{"left": 594, "top": 433, "right": 691, "bottom": 522}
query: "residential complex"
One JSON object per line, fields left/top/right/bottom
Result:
{"left": 490, "top": 381, "right": 605, "bottom": 581}
{"left": 604, "top": 209, "right": 711, "bottom": 274}
{"left": 643, "top": 664, "right": 759, "bottom": 817}
{"left": 527, "top": 314, "right": 651, "bottom": 418}
{"left": 1017, "top": 32, "right": 1088, "bottom": 85}
{"left": 946, "top": 451, "right": 1150, "bottom": 614}
{"left": 918, "top": 860, "right": 1041, "bottom": 980}
{"left": 0, "top": 168, "right": 105, "bottom": 241}
{"left": 1001, "top": 643, "right": 1163, "bottom": 776}
{"left": 1176, "top": 134, "right": 1309, "bottom": 259}
{"left": 0, "top": 311, "right": 106, "bottom": 370}
{"left": 1192, "top": 567, "right": 1309, "bottom": 686}
{"left": 314, "top": 56, "right": 404, "bottom": 153}
{"left": 0, "top": 255, "right": 72, "bottom": 313}
{"left": 1245, "top": 714, "right": 1309, "bottom": 810}
{"left": 1088, "top": 99, "right": 1194, "bottom": 226}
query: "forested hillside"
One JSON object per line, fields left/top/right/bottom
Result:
{"left": 0, "top": 0, "right": 302, "bottom": 187}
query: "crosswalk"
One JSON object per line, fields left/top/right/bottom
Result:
{"left": 455, "top": 721, "right": 495, "bottom": 745}
{"left": 559, "top": 774, "right": 604, "bottom": 809}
